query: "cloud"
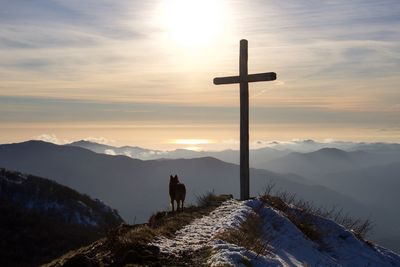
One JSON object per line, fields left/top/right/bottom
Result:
{"left": 1, "top": 0, "right": 399, "bottom": 113}
{"left": 83, "top": 137, "right": 115, "bottom": 145}
{"left": 1, "top": 0, "right": 400, "bottom": 146}
{"left": 104, "top": 149, "right": 116, "bottom": 155}
{"left": 35, "top": 134, "right": 69, "bottom": 144}
{"left": 123, "top": 151, "right": 133, "bottom": 157}
{"left": 33, "top": 133, "right": 115, "bottom": 146}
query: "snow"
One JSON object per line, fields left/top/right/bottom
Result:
{"left": 21, "top": 200, "right": 98, "bottom": 226}
{"left": 0, "top": 171, "right": 26, "bottom": 184}
{"left": 152, "top": 199, "right": 251, "bottom": 254}
{"left": 73, "top": 211, "right": 98, "bottom": 226}
{"left": 151, "top": 198, "right": 400, "bottom": 267}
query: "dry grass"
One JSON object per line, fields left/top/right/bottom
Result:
{"left": 196, "top": 191, "right": 233, "bottom": 208}
{"left": 216, "top": 211, "right": 271, "bottom": 259}
{"left": 149, "top": 206, "right": 213, "bottom": 238}
{"left": 45, "top": 193, "right": 233, "bottom": 266}
{"left": 259, "top": 182, "right": 373, "bottom": 243}
{"left": 260, "top": 195, "right": 321, "bottom": 242}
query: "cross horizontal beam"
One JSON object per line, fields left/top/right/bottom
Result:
{"left": 213, "top": 72, "right": 277, "bottom": 85}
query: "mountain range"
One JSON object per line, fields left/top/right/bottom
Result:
{"left": 0, "top": 141, "right": 359, "bottom": 222}
{"left": 1, "top": 140, "right": 400, "bottom": 252}
{"left": 67, "top": 140, "right": 290, "bottom": 166}
{"left": 67, "top": 139, "right": 400, "bottom": 169}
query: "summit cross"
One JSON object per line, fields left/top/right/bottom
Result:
{"left": 213, "top": 39, "right": 277, "bottom": 200}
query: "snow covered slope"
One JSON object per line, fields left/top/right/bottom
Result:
{"left": 153, "top": 199, "right": 400, "bottom": 266}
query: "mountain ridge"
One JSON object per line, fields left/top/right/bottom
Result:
{"left": 0, "top": 167, "right": 124, "bottom": 267}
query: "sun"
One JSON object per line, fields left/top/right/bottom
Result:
{"left": 158, "top": 0, "right": 227, "bottom": 47}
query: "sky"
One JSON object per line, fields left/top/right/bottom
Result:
{"left": 0, "top": 0, "right": 399, "bottom": 150}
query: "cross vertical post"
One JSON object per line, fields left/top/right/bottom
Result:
{"left": 213, "top": 39, "right": 277, "bottom": 200}
{"left": 239, "top": 40, "right": 250, "bottom": 200}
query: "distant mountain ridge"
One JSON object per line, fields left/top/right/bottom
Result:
{"left": 323, "top": 161, "right": 400, "bottom": 209}
{"left": 67, "top": 140, "right": 157, "bottom": 158}
{"left": 66, "top": 140, "right": 400, "bottom": 170}
{"left": 0, "top": 140, "right": 367, "bottom": 223}
{"left": 260, "top": 147, "right": 398, "bottom": 178}
{"left": 66, "top": 139, "right": 290, "bottom": 165}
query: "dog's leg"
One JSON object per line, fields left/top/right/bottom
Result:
{"left": 171, "top": 199, "right": 175, "bottom": 212}
{"left": 181, "top": 199, "right": 184, "bottom": 211}
{"left": 177, "top": 199, "right": 180, "bottom": 211}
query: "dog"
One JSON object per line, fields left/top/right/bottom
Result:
{"left": 169, "top": 174, "right": 186, "bottom": 212}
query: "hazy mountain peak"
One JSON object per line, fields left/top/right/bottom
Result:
{"left": 69, "top": 140, "right": 100, "bottom": 146}
{"left": 19, "top": 139, "right": 56, "bottom": 146}
{"left": 310, "top": 147, "right": 349, "bottom": 156}
{"left": 282, "top": 147, "right": 352, "bottom": 160}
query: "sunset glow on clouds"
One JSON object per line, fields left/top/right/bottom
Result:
{"left": 0, "top": 0, "right": 399, "bottom": 148}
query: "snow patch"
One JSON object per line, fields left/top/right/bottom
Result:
{"left": 150, "top": 198, "right": 400, "bottom": 267}
{"left": 152, "top": 199, "right": 251, "bottom": 255}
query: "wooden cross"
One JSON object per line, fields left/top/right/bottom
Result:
{"left": 213, "top": 39, "right": 277, "bottom": 200}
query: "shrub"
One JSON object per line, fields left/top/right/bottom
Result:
{"left": 259, "top": 182, "right": 373, "bottom": 243}
{"left": 196, "top": 191, "right": 233, "bottom": 208}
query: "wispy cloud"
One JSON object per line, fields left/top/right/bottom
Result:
{"left": 83, "top": 137, "right": 115, "bottom": 145}
{"left": 34, "top": 133, "right": 115, "bottom": 146}
{"left": 35, "top": 134, "right": 69, "bottom": 144}
{"left": 104, "top": 149, "right": 116, "bottom": 156}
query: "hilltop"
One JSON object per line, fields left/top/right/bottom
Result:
{"left": 44, "top": 194, "right": 400, "bottom": 267}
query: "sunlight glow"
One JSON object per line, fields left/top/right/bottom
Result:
{"left": 184, "top": 146, "right": 202, "bottom": 151}
{"left": 172, "top": 139, "right": 213, "bottom": 145}
{"left": 159, "top": 0, "right": 227, "bottom": 47}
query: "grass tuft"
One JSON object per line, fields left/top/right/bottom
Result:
{"left": 216, "top": 212, "right": 271, "bottom": 259}
{"left": 259, "top": 182, "right": 373, "bottom": 244}
{"left": 196, "top": 191, "right": 233, "bottom": 208}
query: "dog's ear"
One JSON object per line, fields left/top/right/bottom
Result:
{"left": 174, "top": 174, "right": 178, "bottom": 178}
{"left": 170, "top": 175, "right": 173, "bottom": 178}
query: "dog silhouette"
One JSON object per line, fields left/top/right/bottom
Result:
{"left": 169, "top": 174, "right": 186, "bottom": 212}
